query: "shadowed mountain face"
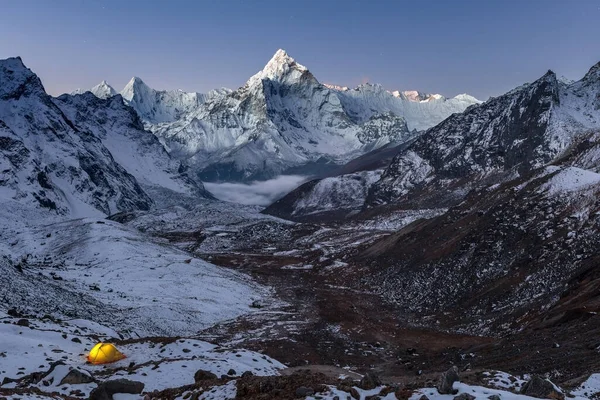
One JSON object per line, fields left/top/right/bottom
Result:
{"left": 0, "top": 57, "right": 152, "bottom": 215}
{"left": 0, "top": 57, "right": 211, "bottom": 217}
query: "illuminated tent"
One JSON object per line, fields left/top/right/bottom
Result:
{"left": 87, "top": 343, "right": 126, "bottom": 364}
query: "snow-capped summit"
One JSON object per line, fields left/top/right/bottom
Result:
{"left": 90, "top": 80, "right": 117, "bottom": 99}
{"left": 324, "top": 83, "right": 350, "bottom": 91}
{"left": 120, "top": 76, "right": 150, "bottom": 103}
{"left": 395, "top": 90, "right": 443, "bottom": 102}
{"left": 246, "top": 49, "right": 316, "bottom": 87}
{"left": 332, "top": 82, "right": 481, "bottom": 131}
{"left": 148, "top": 49, "right": 414, "bottom": 181}
{"left": 120, "top": 77, "right": 213, "bottom": 124}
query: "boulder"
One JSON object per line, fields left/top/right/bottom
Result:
{"left": 227, "top": 368, "right": 237, "bottom": 376}
{"left": 59, "top": 368, "right": 94, "bottom": 385}
{"left": 89, "top": 379, "right": 145, "bottom": 400}
{"left": 520, "top": 376, "right": 564, "bottom": 400}
{"left": 453, "top": 394, "right": 475, "bottom": 400}
{"left": 194, "top": 369, "right": 218, "bottom": 382}
{"left": 488, "top": 395, "right": 501, "bottom": 400}
{"left": 295, "top": 386, "right": 315, "bottom": 397}
{"left": 438, "top": 366, "right": 460, "bottom": 394}
{"left": 359, "top": 371, "right": 382, "bottom": 390}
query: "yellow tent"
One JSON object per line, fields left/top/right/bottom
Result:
{"left": 87, "top": 343, "right": 126, "bottom": 364}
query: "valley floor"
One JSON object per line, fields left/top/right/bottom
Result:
{"left": 1, "top": 199, "right": 600, "bottom": 399}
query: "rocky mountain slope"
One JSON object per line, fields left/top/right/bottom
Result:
{"left": 368, "top": 63, "right": 600, "bottom": 207}
{"left": 0, "top": 57, "right": 152, "bottom": 216}
{"left": 54, "top": 92, "right": 212, "bottom": 205}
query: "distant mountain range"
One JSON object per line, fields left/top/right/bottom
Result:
{"left": 73, "top": 49, "right": 480, "bottom": 182}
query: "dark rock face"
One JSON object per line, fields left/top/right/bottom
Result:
{"left": 437, "top": 366, "right": 460, "bottom": 394}
{"left": 520, "top": 376, "right": 564, "bottom": 399}
{"left": 89, "top": 379, "right": 144, "bottom": 400}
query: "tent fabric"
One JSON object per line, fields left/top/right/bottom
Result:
{"left": 87, "top": 342, "right": 126, "bottom": 364}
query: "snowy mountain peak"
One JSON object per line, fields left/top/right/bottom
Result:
{"left": 0, "top": 56, "right": 46, "bottom": 100}
{"left": 120, "top": 76, "right": 153, "bottom": 104}
{"left": 398, "top": 90, "right": 436, "bottom": 102}
{"left": 250, "top": 49, "right": 313, "bottom": 84}
{"left": 265, "top": 49, "right": 300, "bottom": 71}
{"left": 453, "top": 93, "right": 479, "bottom": 102}
{"left": 90, "top": 80, "right": 117, "bottom": 99}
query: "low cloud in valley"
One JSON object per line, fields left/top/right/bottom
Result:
{"left": 204, "top": 175, "right": 309, "bottom": 206}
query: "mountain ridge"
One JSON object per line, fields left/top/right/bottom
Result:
{"left": 70, "top": 49, "right": 479, "bottom": 182}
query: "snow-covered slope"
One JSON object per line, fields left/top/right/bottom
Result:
{"left": 54, "top": 92, "right": 212, "bottom": 205}
{"left": 0, "top": 214, "right": 268, "bottom": 336}
{"left": 150, "top": 50, "right": 416, "bottom": 181}
{"left": 120, "top": 77, "right": 229, "bottom": 123}
{"left": 0, "top": 57, "right": 152, "bottom": 216}
{"left": 265, "top": 170, "right": 383, "bottom": 220}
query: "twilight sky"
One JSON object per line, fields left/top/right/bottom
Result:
{"left": 1, "top": 0, "right": 599, "bottom": 100}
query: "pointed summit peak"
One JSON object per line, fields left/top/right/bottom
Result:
{"left": 127, "top": 76, "right": 146, "bottom": 86}
{"left": 250, "top": 49, "right": 312, "bottom": 84}
{"left": 267, "top": 49, "right": 295, "bottom": 65}
{"left": 121, "top": 77, "right": 153, "bottom": 102}
{"left": 90, "top": 80, "right": 117, "bottom": 99}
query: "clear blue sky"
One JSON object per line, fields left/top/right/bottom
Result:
{"left": 2, "top": 0, "right": 599, "bottom": 99}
